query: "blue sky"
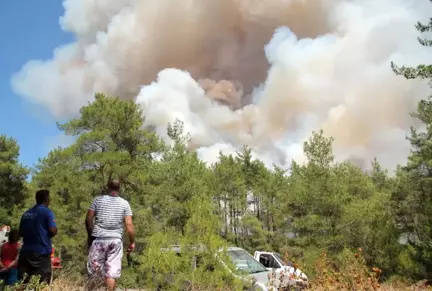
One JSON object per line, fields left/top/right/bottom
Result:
{"left": 0, "top": 1, "right": 73, "bottom": 167}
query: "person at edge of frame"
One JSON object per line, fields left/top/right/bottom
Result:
{"left": 18, "top": 189, "right": 58, "bottom": 285}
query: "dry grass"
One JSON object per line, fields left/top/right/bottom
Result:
{"left": 298, "top": 249, "right": 429, "bottom": 291}
{"left": 11, "top": 277, "right": 426, "bottom": 291}
{"left": 50, "top": 277, "right": 85, "bottom": 291}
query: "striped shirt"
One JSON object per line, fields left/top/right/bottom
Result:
{"left": 90, "top": 194, "right": 133, "bottom": 239}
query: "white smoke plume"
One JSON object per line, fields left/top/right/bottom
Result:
{"left": 11, "top": 0, "right": 432, "bottom": 171}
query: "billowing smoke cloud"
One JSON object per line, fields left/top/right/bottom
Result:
{"left": 11, "top": 0, "right": 432, "bottom": 171}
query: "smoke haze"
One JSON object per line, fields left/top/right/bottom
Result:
{"left": 11, "top": 0, "right": 432, "bottom": 171}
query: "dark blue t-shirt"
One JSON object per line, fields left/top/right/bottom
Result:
{"left": 19, "top": 205, "right": 57, "bottom": 255}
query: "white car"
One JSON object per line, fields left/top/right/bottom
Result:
{"left": 160, "top": 245, "right": 306, "bottom": 291}
{"left": 253, "top": 251, "right": 308, "bottom": 284}
{"left": 225, "top": 247, "right": 290, "bottom": 291}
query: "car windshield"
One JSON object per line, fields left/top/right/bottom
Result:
{"left": 274, "top": 253, "right": 285, "bottom": 264}
{"left": 274, "top": 253, "right": 294, "bottom": 267}
{"left": 227, "top": 249, "right": 268, "bottom": 274}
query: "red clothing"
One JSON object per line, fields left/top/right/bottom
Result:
{"left": 1, "top": 242, "right": 19, "bottom": 267}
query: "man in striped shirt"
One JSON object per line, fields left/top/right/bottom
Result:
{"left": 85, "top": 180, "right": 135, "bottom": 291}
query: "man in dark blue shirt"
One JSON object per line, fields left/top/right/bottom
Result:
{"left": 18, "top": 189, "right": 57, "bottom": 285}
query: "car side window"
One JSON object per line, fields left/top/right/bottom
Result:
{"left": 259, "top": 254, "right": 270, "bottom": 267}
{"left": 259, "top": 254, "right": 279, "bottom": 269}
{"left": 268, "top": 255, "right": 281, "bottom": 269}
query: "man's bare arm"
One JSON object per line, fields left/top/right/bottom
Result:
{"left": 47, "top": 210, "right": 58, "bottom": 237}
{"left": 48, "top": 226, "right": 58, "bottom": 237}
{"left": 85, "top": 209, "right": 95, "bottom": 236}
{"left": 124, "top": 215, "right": 135, "bottom": 244}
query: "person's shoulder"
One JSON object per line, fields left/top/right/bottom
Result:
{"left": 117, "top": 196, "right": 129, "bottom": 203}
{"left": 38, "top": 205, "right": 54, "bottom": 215}
{"left": 91, "top": 195, "right": 105, "bottom": 204}
{"left": 22, "top": 207, "right": 31, "bottom": 214}
{"left": 26, "top": 205, "right": 37, "bottom": 212}
{"left": 22, "top": 206, "right": 35, "bottom": 216}
{"left": 92, "top": 195, "right": 102, "bottom": 201}
{"left": 117, "top": 196, "right": 130, "bottom": 206}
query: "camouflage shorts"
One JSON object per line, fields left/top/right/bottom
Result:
{"left": 87, "top": 238, "right": 123, "bottom": 279}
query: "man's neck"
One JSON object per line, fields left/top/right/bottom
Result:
{"left": 108, "top": 191, "right": 118, "bottom": 196}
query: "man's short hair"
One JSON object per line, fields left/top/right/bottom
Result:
{"left": 8, "top": 229, "right": 19, "bottom": 243}
{"left": 107, "top": 179, "right": 120, "bottom": 192}
{"left": 36, "top": 189, "right": 50, "bottom": 205}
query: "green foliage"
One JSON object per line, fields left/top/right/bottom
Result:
{"left": 390, "top": 13, "right": 432, "bottom": 281}
{"left": 0, "top": 135, "right": 28, "bottom": 220}
{"left": 30, "top": 93, "right": 164, "bottom": 272}
{"left": 136, "top": 196, "right": 243, "bottom": 290}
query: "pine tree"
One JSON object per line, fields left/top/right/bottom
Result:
{"left": 391, "top": 14, "right": 432, "bottom": 281}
